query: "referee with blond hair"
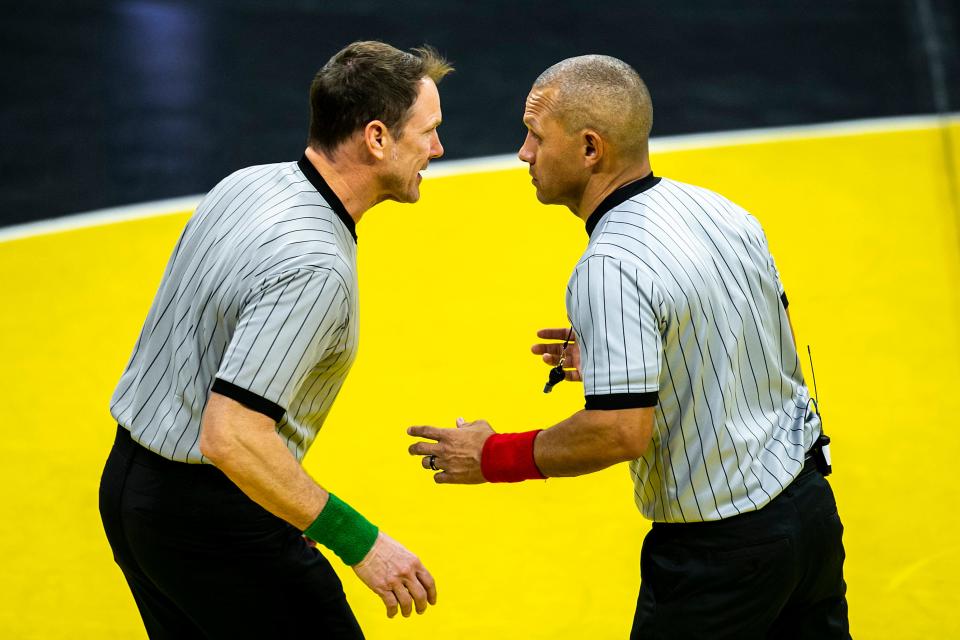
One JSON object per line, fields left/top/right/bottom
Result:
{"left": 409, "top": 55, "right": 849, "bottom": 638}
{"left": 100, "top": 41, "right": 450, "bottom": 638}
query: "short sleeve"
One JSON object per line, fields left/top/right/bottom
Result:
{"left": 214, "top": 268, "right": 348, "bottom": 420}
{"left": 568, "top": 256, "right": 663, "bottom": 410}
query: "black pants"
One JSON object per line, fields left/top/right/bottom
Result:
{"left": 630, "top": 467, "right": 849, "bottom": 639}
{"left": 99, "top": 426, "right": 364, "bottom": 639}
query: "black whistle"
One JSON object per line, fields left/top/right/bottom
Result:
{"left": 543, "top": 365, "right": 565, "bottom": 393}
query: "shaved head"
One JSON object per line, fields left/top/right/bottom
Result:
{"left": 533, "top": 55, "right": 652, "bottom": 159}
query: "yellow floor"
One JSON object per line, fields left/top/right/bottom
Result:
{"left": 2, "top": 121, "right": 959, "bottom": 638}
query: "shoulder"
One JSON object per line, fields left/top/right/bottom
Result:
{"left": 219, "top": 162, "right": 355, "bottom": 289}
{"left": 242, "top": 265, "right": 352, "bottom": 314}
{"left": 569, "top": 251, "right": 653, "bottom": 293}
{"left": 212, "top": 161, "right": 297, "bottom": 194}
{"left": 657, "top": 178, "right": 758, "bottom": 224}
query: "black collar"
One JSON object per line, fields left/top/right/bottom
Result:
{"left": 584, "top": 173, "right": 661, "bottom": 237}
{"left": 298, "top": 154, "right": 357, "bottom": 243}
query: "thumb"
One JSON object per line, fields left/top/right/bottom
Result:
{"left": 456, "top": 417, "right": 466, "bottom": 428}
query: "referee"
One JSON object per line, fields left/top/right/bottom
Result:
{"left": 100, "top": 41, "right": 450, "bottom": 638}
{"left": 408, "top": 55, "right": 849, "bottom": 638}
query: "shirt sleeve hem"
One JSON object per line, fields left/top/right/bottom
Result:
{"left": 211, "top": 378, "right": 285, "bottom": 422}
{"left": 584, "top": 392, "right": 658, "bottom": 410}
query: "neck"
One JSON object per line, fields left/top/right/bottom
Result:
{"left": 304, "top": 146, "right": 378, "bottom": 224}
{"left": 571, "top": 156, "right": 653, "bottom": 222}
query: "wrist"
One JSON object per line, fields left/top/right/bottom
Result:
{"left": 303, "top": 493, "right": 379, "bottom": 565}
{"left": 480, "top": 430, "right": 547, "bottom": 482}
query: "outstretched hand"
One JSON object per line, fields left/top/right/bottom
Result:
{"left": 407, "top": 418, "right": 494, "bottom": 484}
{"left": 531, "top": 327, "right": 582, "bottom": 382}
{"left": 352, "top": 531, "right": 437, "bottom": 619}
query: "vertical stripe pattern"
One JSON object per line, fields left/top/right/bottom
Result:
{"left": 566, "top": 177, "right": 821, "bottom": 522}
{"left": 110, "top": 160, "right": 358, "bottom": 463}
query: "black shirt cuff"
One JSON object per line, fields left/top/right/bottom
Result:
{"left": 585, "top": 392, "right": 658, "bottom": 410}
{"left": 211, "top": 378, "right": 285, "bottom": 422}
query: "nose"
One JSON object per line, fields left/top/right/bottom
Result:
{"left": 431, "top": 131, "right": 444, "bottom": 160}
{"left": 518, "top": 133, "right": 535, "bottom": 165}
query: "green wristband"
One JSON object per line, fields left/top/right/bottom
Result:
{"left": 303, "top": 493, "right": 379, "bottom": 566}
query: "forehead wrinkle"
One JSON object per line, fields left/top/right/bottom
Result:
{"left": 526, "top": 88, "right": 560, "bottom": 116}
{"left": 524, "top": 92, "right": 560, "bottom": 134}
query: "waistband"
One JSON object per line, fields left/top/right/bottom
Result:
{"left": 113, "top": 424, "right": 225, "bottom": 478}
{"left": 799, "top": 447, "right": 820, "bottom": 478}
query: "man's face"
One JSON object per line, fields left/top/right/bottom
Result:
{"left": 517, "top": 87, "right": 585, "bottom": 208}
{"left": 382, "top": 77, "right": 444, "bottom": 204}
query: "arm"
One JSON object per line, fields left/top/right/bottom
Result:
{"left": 412, "top": 258, "right": 662, "bottom": 483}
{"left": 200, "top": 392, "right": 436, "bottom": 618}
{"left": 200, "top": 392, "right": 325, "bottom": 529}
{"left": 531, "top": 326, "right": 654, "bottom": 475}
{"left": 534, "top": 407, "right": 653, "bottom": 477}
{"left": 407, "top": 406, "right": 653, "bottom": 484}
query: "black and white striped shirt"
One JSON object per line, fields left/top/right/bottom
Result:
{"left": 567, "top": 174, "right": 821, "bottom": 522}
{"left": 111, "top": 156, "right": 359, "bottom": 463}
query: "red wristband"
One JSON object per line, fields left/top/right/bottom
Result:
{"left": 481, "top": 430, "right": 547, "bottom": 483}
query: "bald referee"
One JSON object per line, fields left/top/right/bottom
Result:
{"left": 408, "top": 55, "right": 849, "bottom": 638}
{"left": 99, "top": 41, "right": 450, "bottom": 638}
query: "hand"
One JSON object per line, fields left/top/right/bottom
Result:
{"left": 352, "top": 531, "right": 437, "bottom": 618}
{"left": 407, "top": 418, "right": 495, "bottom": 484}
{"left": 531, "top": 327, "right": 582, "bottom": 382}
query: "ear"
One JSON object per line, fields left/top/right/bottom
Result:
{"left": 363, "top": 120, "right": 390, "bottom": 161}
{"left": 582, "top": 130, "right": 604, "bottom": 168}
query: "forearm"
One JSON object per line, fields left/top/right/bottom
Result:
{"left": 214, "top": 426, "right": 327, "bottom": 530}
{"left": 408, "top": 407, "right": 653, "bottom": 483}
{"left": 200, "top": 395, "right": 326, "bottom": 530}
{"left": 534, "top": 408, "right": 651, "bottom": 478}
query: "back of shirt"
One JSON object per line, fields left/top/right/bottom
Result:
{"left": 111, "top": 158, "right": 359, "bottom": 463}
{"left": 567, "top": 177, "right": 821, "bottom": 522}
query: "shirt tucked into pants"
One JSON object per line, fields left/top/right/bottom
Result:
{"left": 630, "top": 462, "right": 849, "bottom": 639}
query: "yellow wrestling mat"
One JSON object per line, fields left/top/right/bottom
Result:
{"left": 1, "top": 117, "right": 958, "bottom": 638}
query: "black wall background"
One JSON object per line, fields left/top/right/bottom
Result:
{"left": 1, "top": 0, "right": 957, "bottom": 226}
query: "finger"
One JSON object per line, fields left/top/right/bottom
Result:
{"left": 531, "top": 343, "right": 566, "bottom": 356}
{"left": 434, "top": 471, "right": 449, "bottom": 484}
{"left": 417, "top": 567, "right": 438, "bottom": 605}
{"left": 409, "top": 441, "right": 440, "bottom": 456}
{"left": 456, "top": 416, "right": 466, "bottom": 427}
{"left": 565, "top": 369, "right": 582, "bottom": 382}
{"left": 407, "top": 426, "right": 446, "bottom": 440}
{"left": 393, "top": 584, "right": 414, "bottom": 618}
{"left": 421, "top": 455, "right": 441, "bottom": 470}
{"left": 536, "top": 327, "right": 576, "bottom": 341}
{"left": 403, "top": 575, "right": 430, "bottom": 614}
{"left": 541, "top": 353, "right": 560, "bottom": 366}
{"left": 382, "top": 590, "right": 399, "bottom": 619}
